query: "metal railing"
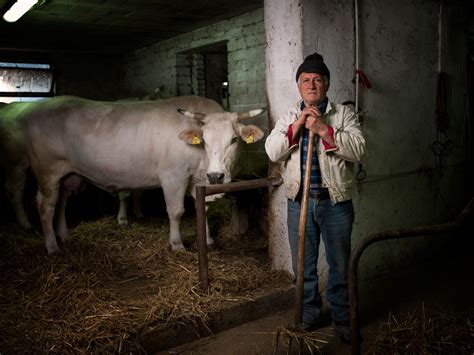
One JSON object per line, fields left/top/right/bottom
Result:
{"left": 348, "top": 197, "right": 474, "bottom": 355}
{"left": 195, "top": 176, "right": 283, "bottom": 289}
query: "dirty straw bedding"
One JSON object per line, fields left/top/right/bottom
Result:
{"left": 0, "top": 215, "right": 290, "bottom": 354}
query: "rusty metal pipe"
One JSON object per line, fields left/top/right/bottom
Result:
{"left": 348, "top": 197, "right": 474, "bottom": 355}
{"left": 204, "top": 176, "right": 283, "bottom": 195}
{"left": 196, "top": 176, "right": 283, "bottom": 290}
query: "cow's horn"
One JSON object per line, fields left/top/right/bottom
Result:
{"left": 177, "top": 108, "right": 206, "bottom": 121}
{"left": 237, "top": 108, "right": 267, "bottom": 121}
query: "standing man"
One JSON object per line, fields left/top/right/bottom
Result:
{"left": 265, "top": 53, "right": 366, "bottom": 343}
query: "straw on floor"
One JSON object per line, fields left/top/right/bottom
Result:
{"left": 0, "top": 213, "right": 291, "bottom": 354}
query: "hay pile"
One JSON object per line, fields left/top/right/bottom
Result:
{"left": 0, "top": 214, "right": 291, "bottom": 354}
{"left": 367, "top": 303, "right": 474, "bottom": 354}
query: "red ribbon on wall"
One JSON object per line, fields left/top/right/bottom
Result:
{"left": 355, "top": 69, "right": 372, "bottom": 90}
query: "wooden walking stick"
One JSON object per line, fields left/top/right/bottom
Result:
{"left": 294, "top": 129, "right": 315, "bottom": 327}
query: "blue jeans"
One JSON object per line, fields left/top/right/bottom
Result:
{"left": 287, "top": 197, "right": 354, "bottom": 324}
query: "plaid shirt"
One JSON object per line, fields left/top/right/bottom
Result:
{"left": 300, "top": 98, "right": 328, "bottom": 193}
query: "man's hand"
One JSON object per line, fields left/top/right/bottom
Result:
{"left": 305, "top": 111, "right": 327, "bottom": 137}
{"left": 305, "top": 107, "right": 335, "bottom": 147}
{"left": 292, "top": 106, "right": 320, "bottom": 138}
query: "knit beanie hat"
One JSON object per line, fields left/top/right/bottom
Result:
{"left": 295, "top": 53, "right": 330, "bottom": 82}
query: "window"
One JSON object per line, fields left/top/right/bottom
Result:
{"left": 0, "top": 62, "right": 54, "bottom": 103}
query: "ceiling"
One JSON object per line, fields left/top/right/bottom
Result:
{"left": 0, "top": 0, "right": 263, "bottom": 54}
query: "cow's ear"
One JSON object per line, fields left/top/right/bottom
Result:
{"left": 238, "top": 125, "right": 264, "bottom": 144}
{"left": 179, "top": 129, "right": 204, "bottom": 146}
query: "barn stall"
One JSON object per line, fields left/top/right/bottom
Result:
{"left": 1, "top": 0, "right": 473, "bottom": 354}
{"left": 0, "top": 1, "right": 291, "bottom": 353}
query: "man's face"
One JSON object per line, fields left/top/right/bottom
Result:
{"left": 298, "top": 72, "right": 329, "bottom": 106}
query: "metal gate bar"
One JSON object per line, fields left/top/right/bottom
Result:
{"left": 195, "top": 176, "right": 283, "bottom": 289}
{"left": 348, "top": 197, "right": 474, "bottom": 355}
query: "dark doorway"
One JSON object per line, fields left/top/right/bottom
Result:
{"left": 176, "top": 42, "right": 229, "bottom": 109}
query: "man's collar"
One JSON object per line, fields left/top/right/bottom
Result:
{"left": 300, "top": 97, "right": 329, "bottom": 113}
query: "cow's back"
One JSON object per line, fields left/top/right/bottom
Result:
{"left": 160, "top": 95, "right": 224, "bottom": 115}
{"left": 0, "top": 101, "right": 38, "bottom": 166}
{"left": 24, "top": 95, "right": 224, "bottom": 191}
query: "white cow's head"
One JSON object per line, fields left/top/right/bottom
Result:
{"left": 178, "top": 108, "right": 265, "bottom": 184}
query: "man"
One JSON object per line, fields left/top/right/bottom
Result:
{"left": 265, "top": 53, "right": 366, "bottom": 343}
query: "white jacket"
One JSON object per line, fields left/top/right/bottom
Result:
{"left": 265, "top": 99, "right": 366, "bottom": 204}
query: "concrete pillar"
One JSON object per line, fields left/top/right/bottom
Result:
{"left": 265, "top": 0, "right": 355, "bottom": 278}
{"left": 265, "top": 0, "right": 304, "bottom": 273}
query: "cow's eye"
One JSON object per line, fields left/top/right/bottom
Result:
{"left": 231, "top": 136, "right": 238, "bottom": 145}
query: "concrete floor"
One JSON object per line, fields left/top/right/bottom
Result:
{"left": 157, "top": 245, "right": 473, "bottom": 355}
{"left": 157, "top": 308, "right": 353, "bottom": 355}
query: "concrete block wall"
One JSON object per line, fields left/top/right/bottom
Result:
{"left": 176, "top": 54, "right": 193, "bottom": 96}
{"left": 119, "top": 9, "right": 266, "bottom": 113}
{"left": 176, "top": 53, "right": 206, "bottom": 97}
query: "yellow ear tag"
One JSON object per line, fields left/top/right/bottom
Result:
{"left": 192, "top": 136, "right": 201, "bottom": 145}
{"left": 246, "top": 134, "right": 254, "bottom": 144}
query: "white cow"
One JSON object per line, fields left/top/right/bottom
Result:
{"left": 116, "top": 86, "right": 164, "bottom": 103}
{"left": 0, "top": 101, "right": 34, "bottom": 229}
{"left": 115, "top": 91, "right": 164, "bottom": 227}
{"left": 0, "top": 101, "right": 86, "bottom": 229}
{"left": 0, "top": 92, "right": 158, "bottom": 230}
{"left": 21, "top": 95, "right": 264, "bottom": 254}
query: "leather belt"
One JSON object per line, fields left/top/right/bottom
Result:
{"left": 308, "top": 189, "right": 330, "bottom": 200}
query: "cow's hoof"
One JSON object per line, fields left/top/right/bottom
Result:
{"left": 20, "top": 221, "right": 33, "bottom": 230}
{"left": 47, "top": 245, "right": 62, "bottom": 255}
{"left": 171, "top": 244, "right": 186, "bottom": 252}
{"left": 118, "top": 219, "right": 129, "bottom": 227}
{"left": 58, "top": 232, "right": 73, "bottom": 243}
{"left": 207, "top": 243, "right": 216, "bottom": 252}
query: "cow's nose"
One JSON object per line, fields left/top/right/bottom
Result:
{"left": 207, "top": 173, "right": 225, "bottom": 184}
